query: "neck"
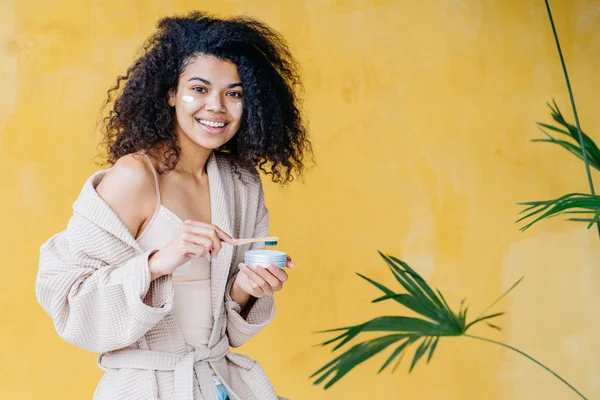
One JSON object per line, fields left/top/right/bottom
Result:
{"left": 173, "top": 127, "right": 212, "bottom": 178}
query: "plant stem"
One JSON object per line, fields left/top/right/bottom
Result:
{"left": 464, "top": 334, "right": 587, "bottom": 399}
{"left": 473, "top": 277, "right": 523, "bottom": 323}
{"left": 544, "top": 0, "right": 600, "bottom": 238}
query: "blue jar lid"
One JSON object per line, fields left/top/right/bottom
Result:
{"left": 244, "top": 250, "right": 287, "bottom": 263}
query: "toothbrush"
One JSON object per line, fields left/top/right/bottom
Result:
{"left": 231, "top": 236, "right": 279, "bottom": 247}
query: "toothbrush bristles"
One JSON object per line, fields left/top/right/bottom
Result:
{"left": 264, "top": 240, "right": 278, "bottom": 247}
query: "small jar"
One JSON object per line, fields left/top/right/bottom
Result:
{"left": 244, "top": 250, "right": 287, "bottom": 269}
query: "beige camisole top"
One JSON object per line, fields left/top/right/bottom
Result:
{"left": 136, "top": 155, "right": 214, "bottom": 349}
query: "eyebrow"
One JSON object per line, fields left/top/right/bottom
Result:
{"left": 187, "top": 76, "right": 243, "bottom": 89}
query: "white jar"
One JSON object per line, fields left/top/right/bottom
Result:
{"left": 244, "top": 250, "right": 287, "bottom": 269}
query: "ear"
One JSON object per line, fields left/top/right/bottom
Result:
{"left": 168, "top": 89, "right": 176, "bottom": 107}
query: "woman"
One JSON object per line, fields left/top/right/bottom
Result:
{"left": 36, "top": 11, "right": 311, "bottom": 400}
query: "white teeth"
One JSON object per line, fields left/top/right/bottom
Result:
{"left": 198, "top": 119, "right": 226, "bottom": 128}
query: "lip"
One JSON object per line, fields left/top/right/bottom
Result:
{"left": 196, "top": 117, "right": 229, "bottom": 124}
{"left": 195, "top": 117, "right": 230, "bottom": 135}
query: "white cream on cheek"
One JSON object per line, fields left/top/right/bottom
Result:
{"left": 182, "top": 95, "right": 195, "bottom": 103}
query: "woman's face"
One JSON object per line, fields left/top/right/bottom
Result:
{"left": 169, "top": 55, "right": 244, "bottom": 151}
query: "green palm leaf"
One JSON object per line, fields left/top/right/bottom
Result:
{"left": 312, "top": 333, "right": 409, "bottom": 388}
{"left": 533, "top": 100, "right": 600, "bottom": 171}
{"left": 517, "top": 100, "right": 600, "bottom": 231}
{"left": 519, "top": 101, "right": 600, "bottom": 232}
{"left": 312, "top": 252, "right": 521, "bottom": 388}
{"left": 311, "top": 253, "right": 586, "bottom": 398}
{"left": 409, "top": 337, "right": 433, "bottom": 372}
{"left": 517, "top": 193, "right": 600, "bottom": 231}
{"left": 378, "top": 337, "right": 416, "bottom": 373}
{"left": 427, "top": 336, "right": 439, "bottom": 362}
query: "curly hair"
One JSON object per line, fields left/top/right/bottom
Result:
{"left": 100, "top": 11, "right": 311, "bottom": 183}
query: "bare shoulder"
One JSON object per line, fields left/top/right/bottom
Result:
{"left": 98, "top": 154, "right": 154, "bottom": 189}
{"left": 97, "top": 153, "right": 157, "bottom": 236}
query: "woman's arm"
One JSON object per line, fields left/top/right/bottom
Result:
{"left": 36, "top": 155, "right": 171, "bottom": 353}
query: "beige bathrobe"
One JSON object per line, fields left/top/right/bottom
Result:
{"left": 36, "top": 153, "right": 284, "bottom": 400}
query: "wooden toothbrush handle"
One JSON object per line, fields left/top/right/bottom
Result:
{"left": 232, "top": 236, "right": 278, "bottom": 246}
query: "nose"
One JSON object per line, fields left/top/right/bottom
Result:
{"left": 205, "top": 92, "right": 225, "bottom": 113}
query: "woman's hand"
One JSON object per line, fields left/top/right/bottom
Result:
{"left": 230, "top": 256, "right": 295, "bottom": 306}
{"left": 148, "top": 220, "right": 234, "bottom": 280}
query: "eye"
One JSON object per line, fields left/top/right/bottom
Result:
{"left": 192, "top": 86, "right": 208, "bottom": 93}
{"left": 227, "top": 91, "right": 243, "bottom": 99}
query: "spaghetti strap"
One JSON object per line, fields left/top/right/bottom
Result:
{"left": 141, "top": 153, "right": 161, "bottom": 206}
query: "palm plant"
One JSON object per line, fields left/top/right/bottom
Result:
{"left": 517, "top": 101, "right": 600, "bottom": 231}
{"left": 311, "top": 252, "right": 587, "bottom": 399}
{"left": 517, "top": 0, "right": 600, "bottom": 235}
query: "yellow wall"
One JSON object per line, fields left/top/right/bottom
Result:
{"left": 1, "top": 0, "right": 599, "bottom": 398}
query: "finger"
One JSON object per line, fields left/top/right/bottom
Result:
{"left": 193, "top": 226, "right": 222, "bottom": 251}
{"left": 210, "top": 224, "right": 234, "bottom": 244}
{"left": 248, "top": 279, "right": 261, "bottom": 295}
{"left": 266, "top": 264, "right": 288, "bottom": 283}
{"left": 182, "top": 225, "right": 221, "bottom": 254}
{"left": 239, "top": 265, "right": 265, "bottom": 296}
{"left": 286, "top": 255, "right": 295, "bottom": 269}
{"left": 186, "top": 224, "right": 235, "bottom": 253}
{"left": 240, "top": 264, "right": 273, "bottom": 296}
{"left": 250, "top": 264, "right": 280, "bottom": 293}
{"left": 181, "top": 233, "right": 213, "bottom": 254}
{"left": 196, "top": 227, "right": 223, "bottom": 257}
{"left": 178, "top": 242, "right": 207, "bottom": 258}
{"left": 182, "top": 221, "right": 234, "bottom": 247}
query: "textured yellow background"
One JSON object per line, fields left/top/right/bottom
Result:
{"left": 1, "top": 0, "right": 599, "bottom": 399}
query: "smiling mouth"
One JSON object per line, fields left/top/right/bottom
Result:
{"left": 196, "top": 118, "right": 228, "bottom": 128}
